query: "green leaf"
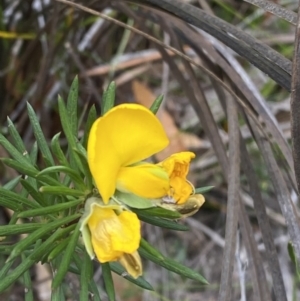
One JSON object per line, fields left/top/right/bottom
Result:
{"left": 102, "top": 81, "right": 116, "bottom": 115}
{"left": 0, "top": 134, "right": 35, "bottom": 169}
{"left": 140, "top": 239, "right": 164, "bottom": 260}
{"left": 102, "top": 263, "right": 115, "bottom": 301}
{"left": 51, "top": 133, "right": 70, "bottom": 167}
{"left": 195, "top": 186, "right": 214, "bottom": 194}
{"left": 27, "top": 102, "right": 55, "bottom": 167}
{"left": 132, "top": 207, "right": 181, "bottom": 219}
{"left": 0, "top": 187, "right": 41, "bottom": 209}
{"left": 37, "top": 166, "right": 85, "bottom": 190}
{"left": 29, "top": 141, "right": 38, "bottom": 164}
{"left": 20, "top": 179, "right": 47, "bottom": 207}
{"left": 79, "top": 249, "right": 93, "bottom": 301}
{"left": 18, "top": 199, "right": 82, "bottom": 218}
{"left": 0, "top": 240, "right": 42, "bottom": 293}
{"left": 7, "top": 117, "right": 31, "bottom": 162}
{"left": 81, "top": 105, "right": 97, "bottom": 149}
{"left": 67, "top": 76, "right": 79, "bottom": 137}
{"left": 0, "top": 223, "right": 43, "bottom": 236}
{"left": 47, "top": 237, "right": 71, "bottom": 261}
{"left": 72, "top": 147, "right": 93, "bottom": 191}
{"left": 2, "top": 175, "right": 22, "bottom": 190}
{"left": 39, "top": 186, "right": 85, "bottom": 198}
{"left": 30, "top": 225, "right": 76, "bottom": 261}
{"left": 149, "top": 95, "right": 164, "bottom": 114}
{"left": 0, "top": 260, "right": 14, "bottom": 279}
{"left": 58, "top": 96, "right": 83, "bottom": 172}
{"left": 139, "top": 248, "right": 208, "bottom": 285}
{"left": 115, "top": 191, "right": 155, "bottom": 209}
{"left": 22, "top": 253, "right": 34, "bottom": 301}
{"left": 8, "top": 214, "right": 80, "bottom": 262}
{"left": 52, "top": 222, "right": 81, "bottom": 288}
{"left": 109, "top": 262, "right": 154, "bottom": 291}
{"left": 137, "top": 214, "right": 189, "bottom": 231}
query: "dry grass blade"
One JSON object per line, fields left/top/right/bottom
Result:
{"left": 244, "top": 0, "right": 297, "bottom": 25}
{"left": 218, "top": 98, "right": 240, "bottom": 301}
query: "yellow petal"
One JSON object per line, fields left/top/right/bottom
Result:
{"left": 87, "top": 104, "right": 169, "bottom": 203}
{"left": 119, "top": 251, "right": 143, "bottom": 279}
{"left": 116, "top": 163, "right": 169, "bottom": 199}
{"left": 158, "top": 152, "right": 195, "bottom": 204}
{"left": 88, "top": 206, "right": 141, "bottom": 262}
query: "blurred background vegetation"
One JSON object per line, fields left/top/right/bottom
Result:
{"left": 0, "top": 0, "right": 299, "bottom": 300}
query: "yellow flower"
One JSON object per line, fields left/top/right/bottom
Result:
{"left": 159, "top": 152, "right": 195, "bottom": 204}
{"left": 87, "top": 104, "right": 170, "bottom": 204}
{"left": 80, "top": 198, "right": 142, "bottom": 278}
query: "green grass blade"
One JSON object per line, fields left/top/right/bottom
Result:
{"left": 47, "top": 237, "right": 71, "bottom": 261}
{"left": 27, "top": 102, "right": 55, "bottom": 167}
{"left": 2, "top": 175, "right": 21, "bottom": 190}
{"left": 195, "top": 186, "right": 214, "bottom": 194}
{"left": 20, "top": 179, "right": 47, "bottom": 207}
{"left": 132, "top": 207, "right": 181, "bottom": 219}
{"left": 29, "top": 141, "right": 38, "bottom": 164}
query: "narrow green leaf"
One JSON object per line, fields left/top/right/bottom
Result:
{"left": 132, "top": 207, "right": 181, "bottom": 219}
{"left": 67, "top": 76, "right": 79, "bottom": 137}
{"left": 0, "top": 240, "right": 42, "bottom": 292}
{"left": 80, "top": 250, "right": 93, "bottom": 301}
{"left": 58, "top": 96, "right": 83, "bottom": 172}
{"left": 102, "top": 81, "right": 115, "bottom": 115}
{"left": 88, "top": 281, "right": 102, "bottom": 301}
{"left": 81, "top": 105, "right": 97, "bottom": 149}
{"left": 195, "top": 186, "right": 214, "bottom": 194}
{"left": 0, "top": 223, "right": 43, "bottom": 236}
{"left": 18, "top": 199, "right": 82, "bottom": 218}
{"left": 102, "top": 263, "right": 115, "bottom": 301}
{"left": 39, "top": 186, "right": 85, "bottom": 198}
{"left": 0, "top": 134, "right": 35, "bottom": 169}
{"left": 73, "top": 147, "right": 93, "bottom": 191}
{"left": 27, "top": 102, "right": 55, "bottom": 167}
{"left": 51, "top": 132, "right": 69, "bottom": 167}
{"left": 140, "top": 239, "right": 164, "bottom": 260}
{"left": 0, "top": 187, "right": 41, "bottom": 209}
{"left": 137, "top": 214, "right": 189, "bottom": 231}
{"left": 2, "top": 175, "right": 22, "bottom": 190}
{"left": 47, "top": 237, "right": 71, "bottom": 261}
{"left": 37, "top": 166, "right": 85, "bottom": 189}
{"left": 8, "top": 214, "right": 80, "bottom": 262}
{"left": 139, "top": 248, "right": 208, "bottom": 285}
{"left": 109, "top": 262, "right": 154, "bottom": 291}
{"left": 30, "top": 225, "right": 76, "bottom": 261}
{"left": 52, "top": 222, "right": 81, "bottom": 289}
{"left": 20, "top": 179, "right": 47, "bottom": 207}
{"left": 22, "top": 253, "right": 34, "bottom": 301}
{"left": 7, "top": 117, "right": 31, "bottom": 162}
{"left": 0, "top": 259, "right": 14, "bottom": 279}
{"left": 29, "top": 141, "right": 38, "bottom": 164}
{"left": 149, "top": 95, "right": 164, "bottom": 114}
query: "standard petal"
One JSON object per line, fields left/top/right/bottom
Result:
{"left": 87, "top": 104, "right": 169, "bottom": 203}
{"left": 116, "top": 163, "right": 169, "bottom": 198}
